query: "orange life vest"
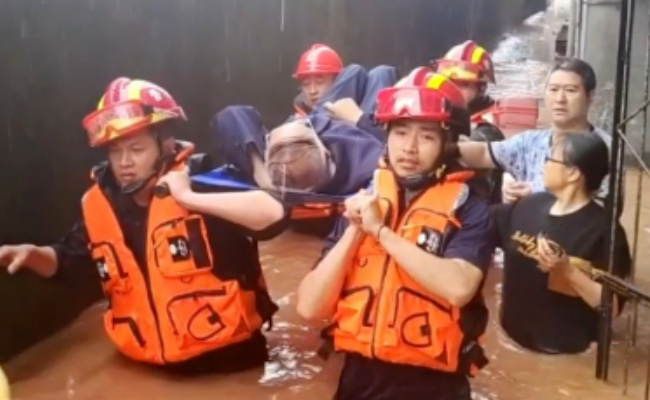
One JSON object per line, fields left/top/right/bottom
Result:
{"left": 331, "top": 168, "right": 489, "bottom": 375}
{"left": 81, "top": 152, "right": 270, "bottom": 365}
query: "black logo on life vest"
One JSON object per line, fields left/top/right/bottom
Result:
{"left": 95, "top": 257, "right": 109, "bottom": 282}
{"left": 168, "top": 236, "right": 191, "bottom": 262}
{"left": 416, "top": 227, "right": 443, "bottom": 255}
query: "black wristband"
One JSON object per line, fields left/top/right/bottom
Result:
{"left": 375, "top": 225, "right": 387, "bottom": 240}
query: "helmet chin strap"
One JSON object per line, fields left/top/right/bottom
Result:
{"left": 394, "top": 163, "right": 447, "bottom": 191}
{"left": 120, "top": 136, "right": 175, "bottom": 196}
{"left": 120, "top": 154, "right": 175, "bottom": 195}
{"left": 384, "top": 143, "right": 448, "bottom": 191}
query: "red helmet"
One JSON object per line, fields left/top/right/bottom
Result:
{"left": 394, "top": 66, "right": 434, "bottom": 88}
{"left": 375, "top": 74, "right": 469, "bottom": 137}
{"left": 293, "top": 44, "right": 343, "bottom": 79}
{"left": 82, "top": 77, "right": 186, "bottom": 147}
{"left": 375, "top": 86, "right": 451, "bottom": 123}
{"left": 424, "top": 74, "right": 467, "bottom": 108}
{"left": 432, "top": 40, "right": 495, "bottom": 84}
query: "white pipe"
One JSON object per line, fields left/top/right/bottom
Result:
{"left": 572, "top": 0, "right": 582, "bottom": 56}
{"left": 0, "top": 366, "right": 9, "bottom": 400}
{"left": 579, "top": 0, "right": 590, "bottom": 58}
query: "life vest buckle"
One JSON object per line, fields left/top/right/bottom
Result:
{"left": 317, "top": 338, "right": 334, "bottom": 360}
{"left": 317, "top": 324, "right": 336, "bottom": 360}
{"left": 460, "top": 340, "right": 489, "bottom": 376}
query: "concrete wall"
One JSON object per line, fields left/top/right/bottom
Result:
{"left": 0, "top": 0, "right": 545, "bottom": 361}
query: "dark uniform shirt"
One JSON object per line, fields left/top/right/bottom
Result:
{"left": 51, "top": 160, "right": 289, "bottom": 375}
{"left": 318, "top": 179, "right": 495, "bottom": 400}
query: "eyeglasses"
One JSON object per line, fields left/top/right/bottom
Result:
{"left": 264, "top": 116, "right": 327, "bottom": 194}
{"left": 544, "top": 156, "right": 570, "bottom": 166}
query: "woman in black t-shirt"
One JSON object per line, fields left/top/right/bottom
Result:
{"left": 492, "top": 132, "right": 631, "bottom": 354}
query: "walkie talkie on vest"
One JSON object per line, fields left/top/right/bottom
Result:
{"left": 154, "top": 183, "right": 171, "bottom": 198}
{"left": 153, "top": 144, "right": 196, "bottom": 199}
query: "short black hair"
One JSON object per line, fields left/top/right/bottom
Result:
{"left": 550, "top": 57, "right": 597, "bottom": 94}
{"left": 557, "top": 132, "right": 609, "bottom": 193}
{"left": 469, "top": 123, "right": 505, "bottom": 142}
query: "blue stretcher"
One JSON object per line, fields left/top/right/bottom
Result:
{"left": 191, "top": 166, "right": 349, "bottom": 207}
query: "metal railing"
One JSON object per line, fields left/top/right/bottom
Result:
{"left": 593, "top": 0, "right": 650, "bottom": 398}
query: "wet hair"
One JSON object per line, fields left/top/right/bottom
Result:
{"left": 266, "top": 141, "right": 329, "bottom": 190}
{"left": 556, "top": 131, "right": 609, "bottom": 193}
{"left": 550, "top": 57, "right": 597, "bottom": 95}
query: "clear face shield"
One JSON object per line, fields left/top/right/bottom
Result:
{"left": 264, "top": 117, "right": 331, "bottom": 193}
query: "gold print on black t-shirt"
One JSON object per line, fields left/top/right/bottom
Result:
{"left": 511, "top": 231, "right": 540, "bottom": 260}
{"left": 510, "top": 230, "right": 582, "bottom": 297}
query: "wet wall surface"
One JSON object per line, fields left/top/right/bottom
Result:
{"left": 0, "top": 0, "right": 544, "bottom": 361}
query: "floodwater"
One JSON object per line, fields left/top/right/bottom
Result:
{"left": 5, "top": 9, "right": 650, "bottom": 400}
{"left": 6, "top": 230, "right": 650, "bottom": 400}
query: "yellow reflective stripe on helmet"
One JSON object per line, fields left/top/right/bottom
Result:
{"left": 470, "top": 46, "right": 486, "bottom": 64}
{"left": 126, "top": 80, "right": 145, "bottom": 102}
{"left": 426, "top": 74, "right": 448, "bottom": 90}
{"left": 96, "top": 80, "right": 143, "bottom": 111}
{"left": 438, "top": 67, "right": 477, "bottom": 81}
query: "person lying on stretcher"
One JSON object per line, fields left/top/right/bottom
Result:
{"left": 210, "top": 105, "right": 384, "bottom": 199}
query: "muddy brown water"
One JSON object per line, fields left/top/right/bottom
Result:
{"left": 4, "top": 226, "right": 650, "bottom": 400}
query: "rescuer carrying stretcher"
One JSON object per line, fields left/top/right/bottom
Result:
{"left": 291, "top": 43, "right": 397, "bottom": 123}
{"left": 296, "top": 73, "right": 495, "bottom": 400}
{"left": 433, "top": 40, "right": 506, "bottom": 204}
{"left": 0, "top": 77, "right": 288, "bottom": 374}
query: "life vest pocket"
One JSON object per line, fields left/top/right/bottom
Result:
{"left": 390, "top": 288, "right": 453, "bottom": 358}
{"left": 90, "top": 242, "right": 132, "bottom": 294}
{"left": 104, "top": 311, "right": 147, "bottom": 361}
{"left": 334, "top": 286, "right": 375, "bottom": 343}
{"left": 165, "top": 284, "right": 251, "bottom": 350}
{"left": 151, "top": 216, "right": 214, "bottom": 278}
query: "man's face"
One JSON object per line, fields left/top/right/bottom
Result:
{"left": 387, "top": 120, "right": 444, "bottom": 178}
{"left": 453, "top": 81, "right": 480, "bottom": 105}
{"left": 107, "top": 129, "right": 160, "bottom": 188}
{"left": 266, "top": 120, "right": 324, "bottom": 152}
{"left": 299, "top": 74, "right": 336, "bottom": 108}
{"left": 265, "top": 121, "right": 329, "bottom": 190}
{"left": 545, "top": 70, "right": 591, "bottom": 128}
